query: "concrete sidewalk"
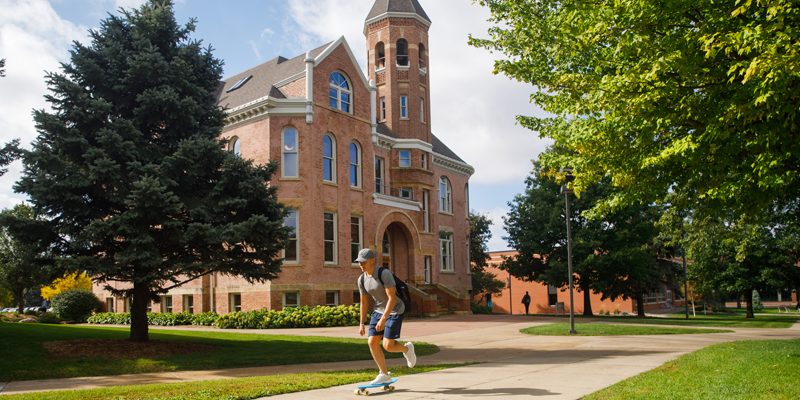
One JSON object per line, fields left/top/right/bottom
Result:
{"left": 2, "top": 315, "right": 799, "bottom": 399}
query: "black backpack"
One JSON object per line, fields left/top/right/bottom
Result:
{"left": 360, "top": 266, "right": 413, "bottom": 316}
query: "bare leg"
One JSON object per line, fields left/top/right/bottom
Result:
{"left": 383, "top": 338, "right": 409, "bottom": 353}
{"left": 368, "top": 335, "right": 389, "bottom": 374}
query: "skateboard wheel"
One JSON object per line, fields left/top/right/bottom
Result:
{"left": 355, "top": 389, "right": 361, "bottom": 395}
{"left": 389, "top": 386, "right": 395, "bottom": 391}
{"left": 363, "top": 389, "right": 369, "bottom": 396}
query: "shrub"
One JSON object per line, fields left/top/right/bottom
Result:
{"left": 191, "top": 312, "right": 219, "bottom": 326}
{"left": 37, "top": 312, "right": 61, "bottom": 324}
{"left": 51, "top": 289, "right": 101, "bottom": 322}
{"left": 87, "top": 311, "right": 221, "bottom": 326}
{"left": 216, "top": 305, "right": 363, "bottom": 329}
{"left": 613, "top": 306, "right": 621, "bottom": 315}
{"left": 471, "top": 302, "right": 492, "bottom": 314}
{"left": 24, "top": 310, "right": 37, "bottom": 316}
{"left": 752, "top": 290, "right": 764, "bottom": 311}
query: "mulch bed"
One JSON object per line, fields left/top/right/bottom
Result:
{"left": 40, "top": 339, "right": 217, "bottom": 360}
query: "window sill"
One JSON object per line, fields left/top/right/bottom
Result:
{"left": 419, "top": 231, "right": 436, "bottom": 236}
{"left": 324, "top": 264, "right": 340, "bottom": 268}
{"left": 282, "top": 263, "right": 302, "bottom": 267}
{"left": 438, "top": 211, "right": 454, "bottom": 216}
{"left": 324, "top": 181, "right": 338, "bottom": 187}
{"left": 280, "top": 177, "right": 302, "bottom": 182}
{"left": 439, "top": 270, "right": 456, "bottom": 275}
{"left": 350, "top": 187, "right": 364, "bottom": 192}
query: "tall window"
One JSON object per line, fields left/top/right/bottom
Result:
{"left": 439, "top": 176, "right": 452, "bottom": 213}
{"left": 323, "top": 134, "right": 336, "bottom": 182}
{"left": 106, "top": 298, "right": 115, "bottom": 313}
{"left": 465, "top": 183, "right": 470, "bottom": 218}
{"left": 382, "top": 231, "right": 391, "bottom": 269}
{"left": 375, "top": 157, "right": 385, "bottom": 194}
{"left": 420, "top": 99, "right": 425, "bottom": 122}
{"left": 548, "top": 286, "right": 558, "bottom": 306}
{"left": 324, "top": 212, "right": 337, "bottom": 264}
{"left": 422, "top": 153, "right": 428, "bottom": 169}
{"left": 349, "top": 142, "right": 361, "bottom": 187}
{"left": 283, "top": 292, "right": 299, "bottom": 308}
{"left": 396, "top": 39, "right": 409, "bottom": 66}
{"left": 350, "top": 216, "right": 362, "bottom": 265}
{"left": 400, "top": 96, "right": 408, "bottom": 119}
{"left": 326, "top": 291, "right": 339, "bottom": 306}
{"left": 282, "top": 127, "right": 298, "bottom": 178}
{"left": 162, "top": 296, "right": 172, "bottom": 313}
{"left": 184, "top": 295, "right": 194, "bottom": 314}
{"left": 375, "top": 42, "right": 386, "bottom": 69}
{"left": 419, "top": 43, "right": 426, "bottom": 68}
{"left": 399, "top": 150, "right": 410, "bottom": 167}
{"left": 229, "top": 137, "right": 241, "bottom": 157}
{"left": 380, "top": 97, "right": 386, "bottom": 120}
{"left": 440, "top": 233, "right": 453, "bottom": 271}
{"left": 466, "top": 240, "right": 471, "bottom": 273}
{"left": 229, "top": 294, "right": 241, "bottom": 312}
{"left": 424, "top": 256, "right": 432, "bottom": 284}
{"left": 329, "top": 72, "right": 351, "bottom": 113}
{"left": 284, "top": 209, "right": 298, "bottom": 263}
{"left": 422, "top": 190, "right": 430, "bottom": 232}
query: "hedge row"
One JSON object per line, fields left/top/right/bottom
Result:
{"left": 87, "top": 311, "right": 219, "bottom": 326}
{"left": 216, "top": 305, "right": 366, "bottom": 329}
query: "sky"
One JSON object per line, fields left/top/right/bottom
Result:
{"left": 0, "top": 0, "right": 552, "bottom": 251}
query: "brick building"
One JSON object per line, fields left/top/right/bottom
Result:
{"left": 95, "top": 0, "right": 474, "bottom": 317}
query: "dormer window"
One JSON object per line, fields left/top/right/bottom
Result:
{"left": 396, "top": 39, "right": 408, "bottom": 67}
{"left": 329, "top": 72, "right": 351, "bottom": 113}
{"left": 375, "top": 42, "right": 386, "bottom": 70}
{"left": 226, "top": 75, "right": 252, "bottom": 93}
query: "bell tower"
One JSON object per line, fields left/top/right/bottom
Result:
{"left": 365, "top": 0, "right": 432, "bottom": 143}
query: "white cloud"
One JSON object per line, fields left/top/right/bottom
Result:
{"left": 260, "top": 28, "right": 274, "bottom": 39}
{"left": 285, "top": 0, "right": 551, "bottom": 186}
{"left": 0, "top": 0, "right": 89, "bottom": 208}
{"left": 249, "top": 40, "right": 261, "bottom": 59}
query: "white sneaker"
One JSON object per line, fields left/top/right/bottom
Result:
{"left": 403, "top": 342, "right": 417, "bottom": 368}
{"left": 370, "top": 372, "right": 392, "bottom": 385}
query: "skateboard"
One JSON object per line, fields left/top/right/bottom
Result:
{"left": 354, "top": 378, "right": 398, "bottom": 396}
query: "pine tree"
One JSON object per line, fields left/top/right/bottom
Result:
{"left": 3, "top": 1, "right": 290, "bottom": 341}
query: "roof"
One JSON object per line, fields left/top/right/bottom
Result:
{"left": 377, "top": 123, "right": 465, "bottom": 163}
{"left": 216, "top": 42, "right": 331, "bottom": 110}
{"left": 366, "top": 0, "right": 431, "bottom": 23}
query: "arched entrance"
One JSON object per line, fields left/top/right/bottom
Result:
{"left": 380, "top": 223, "right": 410, "bottom": 281}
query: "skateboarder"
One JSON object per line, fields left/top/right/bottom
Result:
{"left": 356, "top": 248, "right": 416, "bottom": 385}
{"left": 522, "top": 292, "right": 531, "bottom": 314}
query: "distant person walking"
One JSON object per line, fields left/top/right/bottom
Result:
{"left": 356, "top": 248, "right": 416, "bottom": 385}
{"left": 522, "top": 292, "right": 531, "bottom": 314}
{"left": 796, "top": 299, "right": 799, "bottom": 312}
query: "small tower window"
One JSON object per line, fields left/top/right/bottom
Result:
{"left": 396, "top": 39, "right": 408, "bottom": 67}
{"left": 419, "top": 43, "right": 426, "bottom": 69}
{"left": 375, "top": 42, "right": 386, "bottom": 69}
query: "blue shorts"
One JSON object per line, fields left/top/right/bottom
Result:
{"left": 368, "top": 311, "right": 404, "bottom": 340}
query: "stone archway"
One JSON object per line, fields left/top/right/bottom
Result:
{"left": 374, "top": 211, "right": 421, "bottom": 283}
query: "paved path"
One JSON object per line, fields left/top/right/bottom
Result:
{"left": 2, "top": 315, "right": 800, "bottom": 399}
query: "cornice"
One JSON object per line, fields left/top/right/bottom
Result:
{"left": 433, "top": 153, "right": 475, "bottom": 177}
{"left": 222, "top": 97, "right": 306, "bottom": 132}
{"left": 364, "top": 12, "right": 432, "bottom": 34}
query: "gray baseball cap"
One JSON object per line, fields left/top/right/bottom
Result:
{"left": 355, "top": 248, "right": 375, "bottom": 262}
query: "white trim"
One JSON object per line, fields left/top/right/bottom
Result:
{"left": 283, "top": 291, "right": 299, "bottom": 308}
{"left": 372, "top": 192, "right": 422, "bottom": 211}
{"left": 370, "top": 132, "right": 434, "bottom": 153}
{"left": 433, "top": 153, "right": 475, "bottom": 177}
{"left": 315, "top": 36, "right": 370, "bottom": 90}
{"left": 364, "top": 12, "right": 432, "bottom": 34}
{"left": 223, "top": 98, "right": 306, "bottom": 132}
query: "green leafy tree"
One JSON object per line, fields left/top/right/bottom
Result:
{"left": 469, "top": 212, "right": 504, "bottom": 303}
{"left": 683, "top": 206, "right": 800, "bottom": 318}
{"left": 0, "top": 58, "right": 5, "bottom": 77}
{"left": 0, "top": 204, "right": 56, "bottom": 313}
{"left": 469, "top": 0, "right": 800, "bottom": 223}
{"left": 502, "top": 148, "right": 669, "bottom": 316}
{"left": 3, "top": 1, "right": 290, "bottom": 341}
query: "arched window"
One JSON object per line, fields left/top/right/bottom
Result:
{"left": 418, "top": 43, "right": 426, "bottom": 69}
{"left": 229, "top": 137, "right": 241, "bottom": 157}
{"left": 329, "top": 72, "right": 351, "bottom": 113}
{"left": 439, "top": 176, "right": 452, "bottom": 213}
{"left": 323, "top": 134, "right": 336, "bottom": 182}
{"left": 375, "top": 42, "right": 385, "bottom": 69}
{"left": 396, "top": 39, "right": 408, "bottom": 66}
{"left": 282, "top": 127, "right": 298, "bottom": 178}
{"left": 349, "top": 141, "right": 361, "bottom": 188}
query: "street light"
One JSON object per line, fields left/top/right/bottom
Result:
{"left": 560, "top": 169, "right": 577, "bottom": 335}
{"left": 682, "top": 247, "right": 689, "bottom": 320}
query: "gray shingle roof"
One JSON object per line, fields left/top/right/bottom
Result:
{"left": 366, "top": 0, "right": 431, "bottom": 23}
{"left": 216, "top": 43, "right": 331, "bottom": 110}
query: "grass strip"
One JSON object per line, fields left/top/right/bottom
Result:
{"left": 0, "top": 323, "right": 438, "bottom": 381}
{"left": 1, "top": 364, "right": 466, "bottom": 400}
{"left": 523, "top": 313, "right": 799, "bottom": 328}
{"left": 521, "top": 323, "right": 732, "bottom": 336}
{"left": 583, "top": 339, "right": 800, "bottom": 400}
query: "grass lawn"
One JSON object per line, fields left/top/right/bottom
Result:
{"left": 0, "top": 322, "right": 438, "bottom": 381}
{"left": 521, "top": 323, "right": 732, "bottom": 336}
{"left": 528, "top": 311, "right": 799, "bottom": 328}
{"left": 729, "top": 307, "right": 799, "bottom": 315}
{"left": 2, "top": 365, "right": 465, "bottom": 400}
{"left": 583, "top": 339, "right": 800, "bottom": 400}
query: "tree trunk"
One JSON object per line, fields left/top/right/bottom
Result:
{"left": 15, "top": 286, "right": 24, "bottom": 314}
{"left": 635, "top": 292, "right": 646, "bottom": 317}
{"left": 582, "top": 288, "right": 593, "bottom": 316}
{"left": 129, "top": 282, "right": 150, "bottom": 342}
{"left": 745, "top": 289, "right": 754, "bottom": 319}
{"left": 736, "top": 291, "right": 742, "bottom": 309}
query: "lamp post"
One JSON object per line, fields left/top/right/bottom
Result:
{"left": 561, "top": 169, "right": 577, "bottom": 334}
{"left": 682, "top": 247, "right": 689, "bottom": 320}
